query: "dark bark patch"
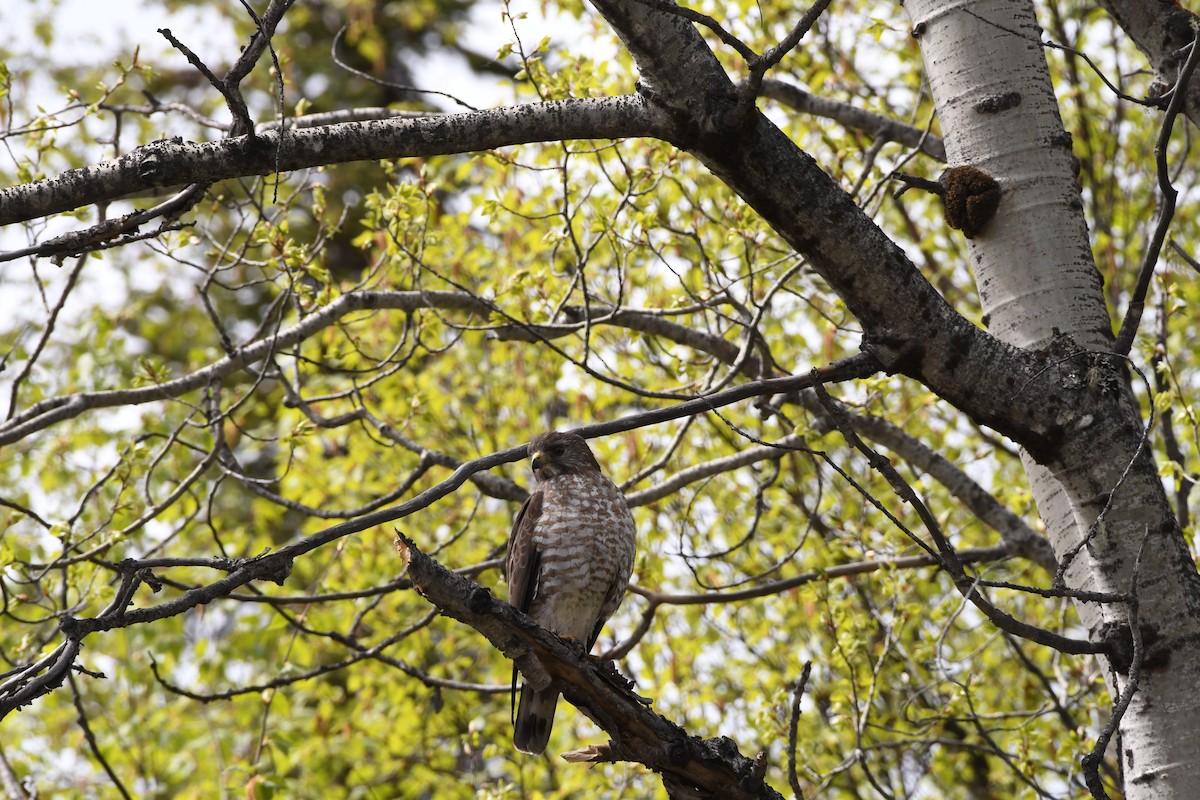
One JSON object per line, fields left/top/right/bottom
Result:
{"left": 1023, "top": 425, "right": 1066, "bottom": 465}
{"left": 944, "top": 330, "right": 973, "bottom": 373}
{"left": 1103, "top": 621, "right": 1170, "bottom": 675}
{"left": 974, "top": 91, "right": 1022, "bottom": 114}
{"left": 1164, "top": 10, "right": 1196, "bottom": 63}
{"left": 469, "top": 585, "right": 494, "bottom": 613}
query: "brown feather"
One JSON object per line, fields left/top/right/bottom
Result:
{"left": 505, "top": 491, "right": 543, "bottom": 615}
{"left": 505, "top": 430, "right": 636, "bottom": 755}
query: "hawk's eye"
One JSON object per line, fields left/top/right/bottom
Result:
{"left": 547, "top": 444, "right": 565, "bottom": 458}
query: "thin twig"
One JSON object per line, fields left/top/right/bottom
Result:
{"left": 811, "top": 381, "right": 1105, "bottom": 656}
{"left": 4, "top": 257, "right": 85, "bottom": 418}
{"left": 69, "top": 673, "right": 133, "bottom": 800}
{"left": 330, "top": 24, "right": 479, "bottom": 112}
{"left": 737, "top": 0, "right": 832, "bottom": 121}
{"left": 1, "top": 355, "right": 876, "bottom": 714}
{"left": 632, "top": 0, "right": 758, "bottom": 61}
{"left": 1080, "top": 528, "right": 1152, "bottom": 799}
{"left": 1114, "top": 34, "right": 1200, "bottom": 355}
{"left": 0, "top": 744, "right": 33, "bottom": 800}
{"left": 158, "top": 28, "right": 254, "bottom": 134}
{"left": 0, "top": 184, "right": 204, "bottom": 264}
{"left": 787, "top": 661, "right": 813, "bottom": 799}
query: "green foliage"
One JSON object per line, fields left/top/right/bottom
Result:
{"left": 1, "top": 0, "right": 1192, "bottom": 798}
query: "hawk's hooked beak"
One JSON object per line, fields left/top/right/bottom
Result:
{"left": 530, "top": 450, "right": 544, "bottom": 472}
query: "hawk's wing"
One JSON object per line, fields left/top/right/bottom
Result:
{"left": 506, "top": 490, "right": 544, "bottom": 724}
{"left": 505, "top": 489, "right": 544, "bottom": 614}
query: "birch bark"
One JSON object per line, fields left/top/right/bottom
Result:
{"left": 905, "top": 1, "right": 1200, "bottom": 795}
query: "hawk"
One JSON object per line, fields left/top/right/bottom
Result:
{"left": 505, "top": 431, "right": 637, "bottom": 755}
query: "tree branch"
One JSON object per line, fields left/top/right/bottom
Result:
{"left": 395, "top": 535, "right": 785, "bottom": 800}
{"left": 587, "top": 0, "right": 1090, "bottom": 461}
{"left": 491, "top": 302, "right": 763, "bottom": 376}
{"left": 1, "top": 355, "right": 874, "bottom": 715}
{"left": 800, "top": 391, "right": 1056, "bottom": 571}
{"left": 812, "top": 381, "right": 1106, "bottom": 657}
{"left": 1113, "top": 30, "right": 1200, "bottom": 356}
{"left": 756, "top": 77, "right": 946, "bottom": 160}
{"left": 0, "top": 290, "right": 779, "bottom": 446}
{"left": 1098, "top": 0, "right": 1200, "bottom": 124}
{"left": 0, "top": 96, "right": 670, "bottom": 226}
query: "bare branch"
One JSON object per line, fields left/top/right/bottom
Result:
{"left": 631, "top": 545, "right": 1011, "bottom": 607}
{"left": 812, "top": 382, "right": 1106, "bottom": 657}
{"left": 1114, "top": 33, "right": 1200, "bottom": 355}
{"left": 1, "top": 355, "right": 874, "bottom": 714}
{"left": 396, "top": 534, "right": 785, "bottom": 800}
{"left": 0, "top": 291, "right": 482, "bottom": 445}
{"left": 69, "top": 673, "right": 133, "bottom": 800}
{"left": 1098, "top": 0, "right": 1200, "bottom": 123}
{"left": 0, "top": 744, "right": 34, "bottom": 800}
{"left": 0, "top": 96, "right": 669, "bottom": 227}
{"left": 492, "top": 302, "right": 763, "bottom": 376}
{"left": 0, "top": 290, "right": 786, "bottom": 446}
{"left": 787, "top": 662, "right": 813, "bottom": 800}
{"left": 736, "top": 0, "right": 833, "bottom": 122}
{"left": 757, "top": 78, "right": 946, "bottom": 161}
{"left": 0, "top": 184, "right": 206, "bottom": 264}
{"left": 801, "top": 391, "right": 1056, "bottom": 571}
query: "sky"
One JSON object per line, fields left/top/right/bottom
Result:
{"left": 0, "top": 0, "right": 582, "bottom": 343}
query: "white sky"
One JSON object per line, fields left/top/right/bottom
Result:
{"left": 0, "top": 0, "right": 582, "bottom": 325}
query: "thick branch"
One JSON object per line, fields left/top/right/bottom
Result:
{"left": 1098, "top": 0, "right": 1200, "bottom": 125}
{"left": 396, "top": 535, "right": 784, "bottom": 800}
{"left": 588, "top": 0, "right": 1090, "bottom": 463}
{"left": 0, "top": 97, "right": 669, "bottom": 226}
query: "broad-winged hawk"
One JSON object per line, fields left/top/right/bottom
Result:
{"left": 505, "top": 431, "right": 637, "bottom": 754}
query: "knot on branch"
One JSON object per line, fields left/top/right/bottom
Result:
{"left": 893, "top": 165, "right": 1001, "bottom": 239}
{"left": 139, "top": 568, "right": 164, "bottom": 593}
{"left": 135, "top": 138, "right": 183, "bottom": 185}
{"left": 974, "top": 91, "right": 1022, "bottom": 114}
{"left": 468, "top": 585, "right": 493, "bottom": 613}
{"left": 116, "top": 559, "right": 165, "bottom": 593}
{"left": 859, "top": 331, "right": 925, "bottom": 377}
{"left": 59, "top": 616, "right": 84, "bottom": 639}
{"left": 668, "top": 740, "right": 691, "bottom": 765}
{"left": 235, "top": 130, "right": 276, "bottom": 159}
{"left": 255, "top": 554, "right": 293, "bottom": 585}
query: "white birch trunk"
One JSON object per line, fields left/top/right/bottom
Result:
{"left": 904, "top": 1, "right": 1200, "bottom": 796}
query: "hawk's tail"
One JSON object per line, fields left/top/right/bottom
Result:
{"left": 513, "top": 684, "right": 558, "bottom": 754}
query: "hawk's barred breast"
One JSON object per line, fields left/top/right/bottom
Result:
{"left": 528, "top": 472, "right": 636, "bottom": 643}
{"left": 506, "top": 431, "right": 637, "bottom": 754}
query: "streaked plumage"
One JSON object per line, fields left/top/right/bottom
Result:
{"left": 505, "top": 431, "right": 637, "bottom": 755}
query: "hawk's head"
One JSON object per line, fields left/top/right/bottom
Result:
{"left": 528, "top": 431, "right": 602, "bottom": 480}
